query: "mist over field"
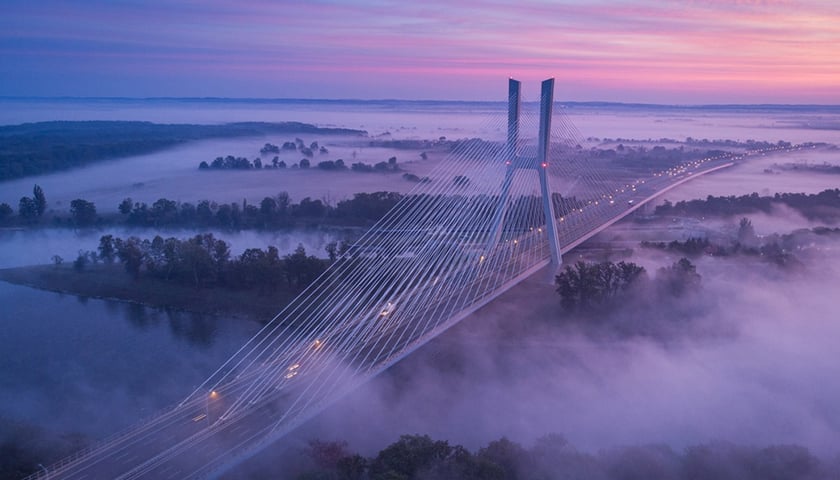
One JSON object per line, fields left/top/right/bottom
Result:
{"left": 233, "top": 207, "right": 840, "bottom": 477}
{"left": 2, "top": 101, "right": 840, "bottom": 211}
{"left": 2, "top": 100, "right": 840, "bottom": 479}
{"left": 4, "top": 0, "right": 840, "bottom": 475}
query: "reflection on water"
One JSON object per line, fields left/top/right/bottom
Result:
{"left": 0, "top": 281, "right": 257, "bottom": 440}
{"left": 1, "top": 98, "right": 838, "bottom": 465}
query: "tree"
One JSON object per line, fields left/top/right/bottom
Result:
{"left": 369, "top": 435, "right": 452, "bottom": 480}
{"left": 300, "top": 158, "right": 311, "bottom": 168}
{"left": 51, "top": 254, "right": 64, "bottom": 266}
{"left": 296, "top": 197, "right": 326, "bottom": 218}
{"left": 216, "top": 203, "right": 233, "bottom": 227}
{"left": 284, "top": 244, "right": 326, "bottom": 288}
{"left": 0, "top": 203, "right": 12, "bottom": 223}
{"left": 98, "top": 235, "right": 116, "bottom": 263}
{"left": 115, "top": 237, "right": 145, "bottom": 278}
{"left": 325, "top": 241, "right": 338, "bottom": 262}
{"left": 178, "top": 236, "right": 216, "bottom": 286}
{"left": 276, "top": 192, "right": 290, "bottom": 215}
{"left": 210, "top": 237, "right": 231, "bottom": 279}
{"left": 70, "top": 199, "right": 97, "bottom": 226}
{"left": 738, "top": 217, "right": 757, "bottom": 246}
{"left": 260, "top": 196, "right": 277, "bottom": 218}
{"left": 119, "top": 197, "right": 133, "bottom": 215}
{"left": 477, "top": 437, "right": 527, "bottom": 479}
{"left": 196, "top": 200, "right": 214, "bottom": 224}
{"left": 555, "top": 261, "right": 646, "bottom": 311}
{"left": 73, "top": 250, "right": 88, "bottom": 271}
{"left": 260, "top": 143, "right": 280, "bottom": 154}
{"left": 33, "top": 184, "right": 46, "bottom": 216}
{"left": 151, "top": 198, "right": 178, "bottom": 225}
{"left": 656, "top": 258, "right": 701, "bottom": 297}
{"left": 18, "top": 197, "right": 37, "bottom": 222}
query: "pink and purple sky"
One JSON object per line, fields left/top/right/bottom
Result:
{"left": 1, "top": 0, "right": 838, "bottom": 103}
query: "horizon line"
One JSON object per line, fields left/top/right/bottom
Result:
{"left": 1, "top": 95, "right": 839, "bottom": 109}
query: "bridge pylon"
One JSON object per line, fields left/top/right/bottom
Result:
{"left": 487, "top": 78, "right": 563, "bottom": 272}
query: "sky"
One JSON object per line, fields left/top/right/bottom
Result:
{"left": 1, "top": 0, "right": 839, "bottom": 103}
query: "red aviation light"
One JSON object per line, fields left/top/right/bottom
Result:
{"left": 541, "top": 162, "right": 548, "bottom": 168}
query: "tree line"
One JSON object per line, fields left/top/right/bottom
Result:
{"left": 655, "top": 189, "right": 840, "bottom": 222}
{"left": 77, "top": 233, "right": 334, "bottom": 292}
{"left": 117, "top": 191, "right": 404, "bottom": 229}
{"left": 641, "top": 218, "right": 840, "bottom": 269}
{"left": 289, "top": 433, "right": 833, "bottom": 480}
{"left": 199, "top": 154, "right": 401, "bottom": 173}
{"left": 2, "top": 185, "right": 587, "bottom": 232}
{"left": 0, "top": 185, "right": 404, "bottom": 229}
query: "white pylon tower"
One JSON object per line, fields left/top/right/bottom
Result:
{"left": 488, "top": 78, "right": 563, "bottom": 269}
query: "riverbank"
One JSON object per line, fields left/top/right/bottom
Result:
{"left": 0, "top": 263, "right": 292, "bottom": 322}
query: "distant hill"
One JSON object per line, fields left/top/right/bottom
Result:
{"left": 0, "top": 121, "right": 366, "bottom": 181}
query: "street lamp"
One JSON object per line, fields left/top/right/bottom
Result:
{"left": 206, "top": 390, "right": 218, "bottom": 419}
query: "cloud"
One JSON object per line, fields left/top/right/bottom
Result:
{"left": 2, "top": 0, "right": 839, "bottom": 101}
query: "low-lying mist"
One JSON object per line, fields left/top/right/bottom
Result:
{"left": 236, "top": 227, "right": 840, "bottom": 476}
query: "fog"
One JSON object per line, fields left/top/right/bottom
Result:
{"left": 2, "top": 135, "right": 837, "bottom": 218}
{"left": 0, "top": 227, "right": 349, "bottom": 269}
{"left": 234, "top": 216, "right": 840, "bottom": 475}
{"left": 3, "top": 100, "right": 840, "bottom": 476}
{"left": 0, "top": 134, "right": 426, "bottom": 210}
{"left": 570, "top": 107, "right": 840, "bottom": 145}
{"left": 656, "top": 147, "right": 840, "bottom": 204}
{"left": 3, "top": 98, "right": 839, "bottom": 144}
{"left": 2, "top": 100, "right": 839, "bottom": 212}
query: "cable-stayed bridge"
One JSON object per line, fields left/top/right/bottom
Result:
{"left": 27, "top": 79, "right": 788, "bottom": 479}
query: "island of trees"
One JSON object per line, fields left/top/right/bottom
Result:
{"left": 74, "top": 233, "right": 334, "bottom": 292}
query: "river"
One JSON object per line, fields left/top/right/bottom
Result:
{"left": 0, "top": 281, "right": 258, "bottom": 446}
{"left": 1, "top": 98, "right": 839, "bottom": 475}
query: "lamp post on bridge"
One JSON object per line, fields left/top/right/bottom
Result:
{"left": 206, "top": 390, "right": 218, "bottom": 422}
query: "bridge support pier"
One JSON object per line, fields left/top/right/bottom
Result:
{"left": 487, "top": 78, "right": 563, "bottom": 277}
{"left": 538, "top": 78, "right": 563, "bottom": 272}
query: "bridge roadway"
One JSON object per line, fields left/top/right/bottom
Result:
{"left": 30, "top": 146, "right": 804, "bottom": 480}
